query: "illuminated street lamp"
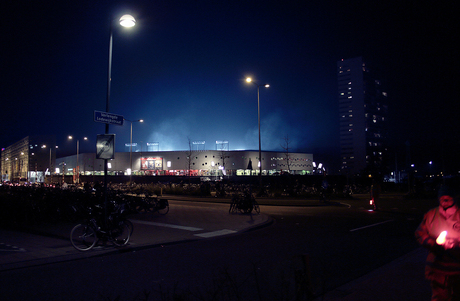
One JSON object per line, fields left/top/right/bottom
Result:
{"left": 104, "top": 14, "right": 136, "bottom": 223}
{"left": 41, "top": 144, "right": 57, "bottom": 183}
{"left": 68, "top": 136, "right": 88, "bottom": 183}
{"left": 124, "top": 118, "right": 144, "bottom": 183}
{"left": 119, "top": 15, "right": 136, "bottom": 27}
{"left": 246, "top": 77, "right": 269, "bottom": 187}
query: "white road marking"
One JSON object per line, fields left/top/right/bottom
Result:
{"left": 349, "top": 220, "right": 394, "bottom": 232}
{"left": 132, "top": 220, "right": 203, "bottom": 231}
{"left": 131, "top": 220, "right": 238, "bottom": 238}
{"left": 0, "top": 243, "right": 26, "bottom": 252}
{"left": 194, "top": 229, "right": 237, "bottom": 238}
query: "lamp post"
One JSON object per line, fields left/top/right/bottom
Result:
{"left": 104, "top": 14, "right": 136, "bottom": 224}
{"left": 68, "top": 136, "right": 88, "bottom": 184}
{"left": 46, "top": 145, "right": 57, "bottom": 184}
{"left": 246, "top": 77, "right": 269, "bottom": 187}
{"left": 124, "top": 118, "right": 144, "bottom": 183}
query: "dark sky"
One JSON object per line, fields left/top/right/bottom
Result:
{"left": 1, "top": 0, "right": 457, "bottom": 174}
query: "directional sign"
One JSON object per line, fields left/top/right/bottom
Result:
{"left": 94, "top": 111, "right": 124, "bottom": 126}
{"left": 96, "top": 134, "right": 115, "bottom": 159}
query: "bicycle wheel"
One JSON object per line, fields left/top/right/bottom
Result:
{"left": 157, "top": 200, "right": 169, "bottom": 215}
{"left": 229, "top": 202, "right": 235, "bottom": 213}
{"left": 124, "top": 219, "right": 134, "bottom": 236}
{"left": 111, "top": 221, "right": 131, "bottom": 247}
{"left": 229, "top": 196, "right": 239, "bottom": 214}
{"left": 238, "top": 204, "right": 252, "bottom": 214}
{"left": 70, "top": 223, "right": 97, "bottom": 251}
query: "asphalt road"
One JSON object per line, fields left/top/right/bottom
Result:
{"left": 0, "top": 199, "right": 424, "bottom": 300}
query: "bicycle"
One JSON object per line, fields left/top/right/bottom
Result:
{"left": 70, "top": 204, "right": 131, "bottom": 251}
{"left": 229, "top": 192, "right": 260, "bottom": 214}
{"left": 131, "top": 196, "right": 169, "bottom": 215}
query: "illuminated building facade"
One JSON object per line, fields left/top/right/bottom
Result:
{"left": 1, "top": 136, "right": 56, "bottom": 182}
{"left": 337, "top": 57, "right": 388, "bottom": 175}
{"left": 56, "top": 150, "right": 314, "bottom": 178}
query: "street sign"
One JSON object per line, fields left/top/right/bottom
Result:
{"left": 96, "top": 134, "right": 115, "bottom": 159}
{"left": 94, "top": 111, "right": 124, "bottom": 126}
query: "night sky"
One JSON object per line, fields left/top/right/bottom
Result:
{"left": 1, "top": 0, "right": 457, "bottom": 174}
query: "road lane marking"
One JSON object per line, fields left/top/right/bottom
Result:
{"left": 194, "top": 229, "right": 237, "bottom": 238}
{"left": 349, "top": 220, "right": 393, "bottom": 232}
{"left": 132, "top": 220, "right": 203, "bottom": 231}
{"left": 0, "top": 243, "right": 26, "bottom": 252}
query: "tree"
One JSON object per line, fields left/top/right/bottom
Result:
{"left": 280, "top": 135, "right": 292, "bottom": 173}
{"left": 185, "top": 137, "right": 195, "bottom": 184}
{"left": 217, "top": 141, "right": 230, "bottom": 178}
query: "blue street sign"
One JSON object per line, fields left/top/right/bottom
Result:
{"left": 94, "top": 111, "right": 124, "bottom": 126}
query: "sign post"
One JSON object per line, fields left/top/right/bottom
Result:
{"left": 94, "top": 110, "right": 123, "bottom": 228}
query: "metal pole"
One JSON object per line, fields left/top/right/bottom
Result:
{"left": 49, "top": 147, "right": 52, "bottom": 184}
{"left": 104, "top": 24, "right": 113, "bottom": 226}
{"left": 76, "top": 139, "right": 79, "bottom": 184}
{"left": 130, "top": 121, "right": 133, "bottom": 183}
{"left": 257, "top": 85, "right": 262, "bottom": 187}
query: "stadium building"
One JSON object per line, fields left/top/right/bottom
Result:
{"left": 55, "top": 150, "right": 314, "bottom": 179}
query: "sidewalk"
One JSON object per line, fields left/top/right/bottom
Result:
{"left": 0, "top": 199, "right": 271, "bottom": 271}
{"left": 0, "top": 194, "right": 433, "bottom": 300}
{"left": 313, "top": 247, "right": 431, "bottom": 300}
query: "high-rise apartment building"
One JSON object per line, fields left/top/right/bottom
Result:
{"left": 337, "top": 57, "right": 388, "bottom": 175}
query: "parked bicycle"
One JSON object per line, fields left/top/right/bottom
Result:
{"left": 229, "top": 191, "right": 260, "bottom": 214}
{"left": 70, "top": 203, "right": 131, "bottom": 251}
{"left": 130, "top": 196, "right": 169, "bottom": 215}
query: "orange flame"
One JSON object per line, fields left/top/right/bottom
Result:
{"left": 436, "top": 231, "right": 447, "bottom": 245}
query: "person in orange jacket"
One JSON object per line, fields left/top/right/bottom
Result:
{"left": 415, "top": 186, "right": 460, "bottom": 300}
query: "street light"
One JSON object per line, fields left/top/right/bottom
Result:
{"left": 68, "top": 136, "right": 88, "bottom": 183}
{"left": 104, "top": 14, "right": 136, "bottom": 224}
{"left": 42, "top": 144, "right": 57, "bottom": 184}
{"left": 124, "top": 118, "right": 144, "bottom": 183}
{"left": 119, "top": 15, "right": 136, "bottom": 27}
{"left": 246, "top": 77, "right": 269, "bottom": 187}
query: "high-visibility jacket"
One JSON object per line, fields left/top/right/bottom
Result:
{"left": 415, "top": 206, "right": 460, "bottom": 278}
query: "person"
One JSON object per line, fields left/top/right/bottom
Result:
{"left": 370, "top": 179, "right": 381, "bottom": 210}
{"left": 415, "top": 185, "right": 460, "bottom": 300}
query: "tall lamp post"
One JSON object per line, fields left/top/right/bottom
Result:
{"left": 246, "top": 77, "right": 269, "bottom": 187}
{"left": 125, "top": 118, "right": 144, "bottom": 183}
{"left": 68, "top": 136, "right": 88, "bottom": 184}
{"left": 104, "top": 14, "right": 136, "bottom": 223}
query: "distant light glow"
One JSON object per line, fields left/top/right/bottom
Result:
{"left": 246, "top": 77, "right": 252, "bottom": 83}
